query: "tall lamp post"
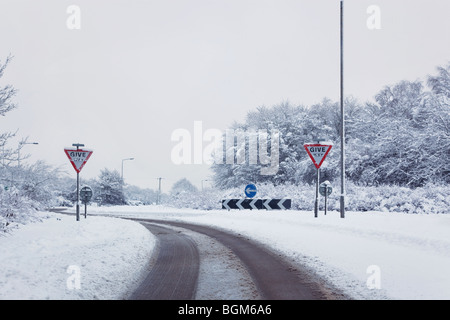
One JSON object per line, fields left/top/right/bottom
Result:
{"left": 339, "top": 0, "right": 346, "bottom": 219}
{"left": 201, "top": 179, "right": 210, "bottom": 192}
{"left": 121, "top": 158, "right": 134, "bottom": 183}
{"left": 156, "top": 177, "right": 164, "bottom": 205}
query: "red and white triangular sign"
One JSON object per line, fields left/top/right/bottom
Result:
{"left": 64, "top": 148, "right": 93, "bottom": 173}
{"left": 304, "top": 144, "right": 332, "bottom": 169}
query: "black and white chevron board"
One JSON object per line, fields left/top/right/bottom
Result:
{"left": 222, "top": 198, "right": 291, "bottom": 210}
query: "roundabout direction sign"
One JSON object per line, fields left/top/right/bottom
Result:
{"left": 244, "top": 184, "right": 257, "bottom": 198}
{"left": 80, "top": 186, "right": 93, "bottom": 203}
{"left": 79, "top": 185, "right": 93, "bottom": 219}
{"left": 222, "top": 183, "right": 291, "bottom": 210}
{"left": 222, "top": 198, "right": 291, "bottom": 210}
{"left": 319, "top": 181, "right": 333, "bottom": 216}
{"left": 319, "top": 181, "right": 333, "bottom": 197}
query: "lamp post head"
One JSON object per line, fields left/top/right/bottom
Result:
{"left": 20, "top": 141, "right": 39, "bottom": 145}
{"left": 72, "top": 143, "right": 84, "bottom": 150}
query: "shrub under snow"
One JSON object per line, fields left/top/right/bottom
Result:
{"left": 0, "top": 185, "right": 41, "bottom": 233}
{"left": 164, "top": 182, "right": 450, "bottom": 214}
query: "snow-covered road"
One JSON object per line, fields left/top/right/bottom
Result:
{"left": 1, "top": 206, "right": 449, "bottom": 300}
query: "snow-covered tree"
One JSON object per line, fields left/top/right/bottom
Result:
{"left": 0, "top": 55, "right": 42, "bottom": 231}
{"left": 346, "top": 74, "right": 449, "bottom": 187}
{"left": 425, "top": 63, "right": 450, "bottom": 185}
{"left": 211, "top": 100, "right": 345, "bottom": 188}
{"left": 124, "top": 185, "right": 158, "bottom": 205}
{"left": 17, "top": 161, "right": 63, "bottom": 208}
{"left": 96, "top": 168, "right": 126, "bottom": 206}
{"left": 0, "top": 55, "right": 20, "bottom": 184}
{"left": 346, "top": 80, "right": 427, "bottom": 186}
{"left": 170, "top": 178, "right": 198, "bottom": 195}
{"left": 211, "top": 63, "right": 450, "bottom": 188}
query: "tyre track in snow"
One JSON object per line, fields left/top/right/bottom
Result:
{"left": 129, "top": 219, "right": 334, "bottom": 300}
{"left": 128, "top": 223, "right": 199, "bottom": 300}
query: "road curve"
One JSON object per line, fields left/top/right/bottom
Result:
{"left": 130, "top": 219, "right": 328, "bottom": 300}
{"left": 128, "top": 223, "right": 199, "bottom": 300}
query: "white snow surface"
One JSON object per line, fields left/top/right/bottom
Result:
{"left": 1, "top": 206, "right": 450, "bottom": 300}
{"left": 0, "top": 212, "right": 155, "bottom": 300}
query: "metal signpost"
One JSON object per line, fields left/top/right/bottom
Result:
{"left": 64, "top": 144, "right": 93, "bottom": 221}
{"left": 304, "top": 142, "right": 332, "bottom": 218}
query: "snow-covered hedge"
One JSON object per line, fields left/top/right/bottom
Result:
{"left": 345, "top": 183, "right": 450, "bottom": 214}
{"left": 0, "top": 185, "right": 41, "bottom": 233}
{"left": 164, "top": 182, "right": 450, "bottom": 214}
{"left": 166, "top": 190, "right": 221, "bottom": 210}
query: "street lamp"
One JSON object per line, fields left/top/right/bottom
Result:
{"left": 18, "top": 141, "right": 39, "bottom": 167}
{"left": 339, "top": 0, "right": 346, "bottom": 219}
{"left": 121, "top": 157, "right": 134, "bottom": 182}
{"left": 201, "top": 179, "right": 211, "bottom": 191}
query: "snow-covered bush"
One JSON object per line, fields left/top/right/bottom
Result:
{"left": 16, "top": 161, "right": 63, "bottom": 209}
{"left": 342, "top": 183, "right": 450, "bottom": 214}
{"left": 167, "top": 190, "right": 223, "bottom": 210}
{"left": 96, "top": 169, "right": 126, "bottom": 206}
{"left": 0, "top": 185, "right": 40, "bottom": 233}
{"left": 163, "top": 181, "right": 449, "bottom": 214}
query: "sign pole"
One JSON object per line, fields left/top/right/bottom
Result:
{"left": 325, "top": 190, "right": 328, "bottom": 216}
{"left": 71, "top": 143, "right": 85, "bottom": 221}
{"left": 76, "top": 172, "right": 80, "bottom": 221}
{"left": 303, "top": 142, "right": 332, "bottom": 219}
{"left": 314, "top": 167, "right": 319, "bottom": 218}
{"left": 64, "top": 144, "right": 92, "bottom": 221}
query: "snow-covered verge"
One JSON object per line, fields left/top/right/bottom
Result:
{"left": 0, "top": 211, "right": 155, "bottom": 300}
{"left": 165, "top": 182, "right": 450, "bottom": 214}
{"left": 90, "top": 205, "right": 450, "bottom": 300}
{"left": 2, "top": 205, "right": 449, "bottom": 300}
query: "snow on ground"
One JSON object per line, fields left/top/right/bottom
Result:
{"left": 0, "top": 211, "right": 155, "bottom": 300}
{"left": 90, "top": 205, "right": 450, "bottom": 300}
{"left": 1, "top": 205, "right": 450, "bottom": 300}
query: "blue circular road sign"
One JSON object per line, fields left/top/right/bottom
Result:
{"left": 245, "top": 184, "right": 257, "bottom": 198}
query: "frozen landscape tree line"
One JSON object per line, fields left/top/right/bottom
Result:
{"left": 211, "top": 63, "right": 450, "bottom": 189}
{"left": 1, "top": 56, "right": 450, "bottom": 230}
{"left": 0, "top": 56, "right": 74, "bottom": 230}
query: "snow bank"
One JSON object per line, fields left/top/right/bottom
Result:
{"left": 3, "top": 205, "right": 450, "bottom": 300}
{"left": 0, "top": 211, "right": 155, "bottom": 300}
{"left": 160, "top": 182, "right": 450, "bottom": 214}
{"left": 181, "top": 210, "right": 450, "bottom": 300}
{"left": 91, "top": 205, "right": 450, "bottom": 300}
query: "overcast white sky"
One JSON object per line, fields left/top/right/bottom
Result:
{"left": 0, "top": 0, "right": 449, "bottom": 191}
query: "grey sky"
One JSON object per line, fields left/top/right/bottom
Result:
{"left": 1, "top": 0, "right": 449, "bottom": 191}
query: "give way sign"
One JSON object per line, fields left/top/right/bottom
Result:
{"left": 304, "top": 144, "right": 332, "bottom": 169}
{"left": 64, "top": 148, "right": 93, "bottom": 173}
